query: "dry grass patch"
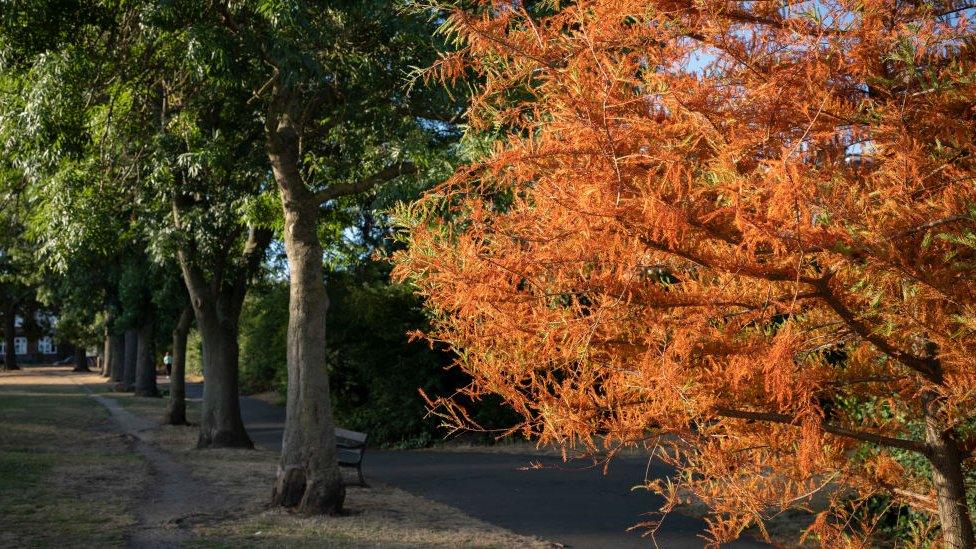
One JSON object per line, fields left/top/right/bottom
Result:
{"left": 191, "top": 452, "right": 552, "bottom": 547}
{"left": 176, "top": 446, "right": 554, "bottom": 548}
{"left": 190, "top": 490, "right": 556, "bottom": 548}
{"left": 0, "top": 367, "right": 146, "bottom": 548}
{"left": 79, "top": 376, "right": 202, "bottom": 426}
{"left": 108, "top": 382, "right": 553, "bottom": 548}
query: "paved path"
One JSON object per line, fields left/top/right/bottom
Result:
{"left": 186, "top": 384, "right": 766, "bottom": 548}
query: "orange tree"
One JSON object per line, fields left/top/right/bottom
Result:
{"left": 393, "top": 0, "right": 976, "bottom": 546}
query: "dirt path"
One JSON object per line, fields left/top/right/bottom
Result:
{"left": 73, "top": 377, "right": 226, "bottom": 548}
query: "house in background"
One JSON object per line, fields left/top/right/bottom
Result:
{"left": 0, "top": 311, "right": 71, "bottom": 364}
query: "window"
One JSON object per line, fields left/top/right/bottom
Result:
{"left": 14, "top": 337, "right": 27, "bottom": 355}
{"left": 38, "top": 337, "right": 56, "bottom": 355}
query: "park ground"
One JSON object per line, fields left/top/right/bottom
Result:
{"left": 0, "top": 366, "right": 552, "bottom": 548}
{"left": 0, "top": 366, "right": 820, "bottom": 548}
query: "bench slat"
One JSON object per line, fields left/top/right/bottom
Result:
{"left": 334, "top": 427, "right": 368, "bottom": 486}
{"left": 335, "top": 427, "right": 367, "bottom": 443}
{"left": 337, "top": 448, "right": 362, "bottom": 464}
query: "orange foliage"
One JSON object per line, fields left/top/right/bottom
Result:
{"left": 393, "top": 1, "right": 976, "bottom": 546}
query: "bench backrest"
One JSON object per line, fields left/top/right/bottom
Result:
{"left": 335, "top": 427, "right": 367, "bottom": 447}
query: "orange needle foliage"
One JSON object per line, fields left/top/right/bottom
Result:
{"left": 393, "top": 0, "right": 976, "bottom": 546}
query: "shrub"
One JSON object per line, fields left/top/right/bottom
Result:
{"left": 236, "top": 262, "right": 518, "bottom": 447}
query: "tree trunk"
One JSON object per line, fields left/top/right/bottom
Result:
{"left": 267, "top": 107, "right": 345, "bottom": 514}
{"left": 122, "top": 328, "right": 137, "bottom": 391}
{"left": 177, "top": 266, "right": 256, "bottom": 448}
{"left": 134, "top": 314, "right": 159, "bottom": 397}
{"left": 100, "top": 333, "right": 110, "bottom": 377}
{"left": 101, "top": 314, "right": 114, "bottom": 377}
{"left": 163, "top": 306, "right": 193, "bottom": 425}
{"left": 72, "top": 345, "right": 89, "bottom": 372}
{"left": 195, "top": 311, "right": 251, "bottom": 448}
{"left": 924, "top": 391, "right": 975, "bottom": 549}
{"left": 173, "top": 201, "right": 270, "bottom": 448}
{"left": 109, "top": 332, "right": 125, "bottom": 382}
{"left": 2, "top": 303, "right": 18, "bottom": 371}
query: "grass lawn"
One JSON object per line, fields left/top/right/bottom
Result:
{"left": 0, "top": 367, "right": 145, "bottom": 548}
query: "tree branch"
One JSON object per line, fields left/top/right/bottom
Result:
{"left": 314, "top": 162, "right": 418, "bottom": 204}
{"left": 171, "top": 199, "right": 212, "bottom": 310}
{"left": 893, "top": 214, "right": 969, "bottom": 239}
{"left": 814, "top": 276, "right": 942, "bottom": 384}
{"left": 714, "top": 407, "right": 930, "bottom": 454}
{"left": 230, "top": 226, "right": 273, "bottom": 313}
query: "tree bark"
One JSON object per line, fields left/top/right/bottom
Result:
{"left": 2, "top": 303, "right": 18, "bottom": 371}
{"left": 122, "top": 328, "right": 137, "bottom": 391}
{"left": 100, "top": 333, "right": 110, "bottom": 377}
{"left": 194, "top": 312, "right": 251, "bottom": 447}
{"left": 109, "top": 332, "right": 125, "bottom": 382}
{"left": 163, "top": 305, "right": 193, "bottom": 425}
{"left": 923, "top": 391, "right": 975, "bottom": 549}
{"left": 101, "top": 312, "right": 114, "bottom": 377}
{"left": 267, "top": 102, "right": 345, "bottom": 515}
{"left": 175, "top": 221, "right": 270, "bottom": 449}
{"left": 134, "top": 313, "right": 159, "bottom": 397}
{"left": 72, "top": 345, "right": 89, "bottom": 372}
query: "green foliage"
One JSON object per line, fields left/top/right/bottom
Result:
{"left": 239, "top": 281, "right": 289, "bottom": 394}
{"left": 325, "top": 263, "right": 451, "bottom": 447}
{"left": 237, "top": 261, "right": 518, "bottom": 447}
{"left": 185, "top": 328, "right": 203, "bottom": 379}
{"left": 838, "top": 393, "right": 976, "bottom": 544}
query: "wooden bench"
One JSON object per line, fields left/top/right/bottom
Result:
{"left": 335, "top": 427, "right": 368, "bottom": 486}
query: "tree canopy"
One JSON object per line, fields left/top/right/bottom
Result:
{"left": 395, "top": 1, "right": 976, "bottom": 546}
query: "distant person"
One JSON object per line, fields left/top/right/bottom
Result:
{"left": 163, "top": 351, "right": 173, "bottom": 376}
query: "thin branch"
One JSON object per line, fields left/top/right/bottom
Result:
{"left": 230, "top": 226, "right": 273, "bottom": 313}
{"left": 171, "top": 199, "right": 212, "bottom": 307}
{"left": 814, "top": 276, "right": 942, "bottom": 384}
{"left": 893, "top": 214, "right": 969, "bottom": 239}
{"left": 714, "top": 406, "right": 930, "bottom": 454}
{"left": 314, "top": 161, "right": 418, "bottom": 204}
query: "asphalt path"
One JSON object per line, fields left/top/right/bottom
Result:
{"left": 185, "top": 383, "right": 766, "bottom": 548}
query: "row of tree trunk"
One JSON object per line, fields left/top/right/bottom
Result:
{"left": 102, "top": 326, "right": 152, "bottom": 391}
{"left": 97, "top": 314, "right": 162, "bottom": 397}
{"left": 91, "top": 231, "right": 270, "bottom": 449}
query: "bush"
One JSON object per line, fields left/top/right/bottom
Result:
{"left": 236, "top": 261, "right": 518, "bottom": 447}
{"left": 238, "top": 282, "right": 288, "bottom": 394}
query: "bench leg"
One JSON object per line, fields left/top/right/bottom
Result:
{"left": 357, "top": 463, "right": 368, "bottom": 487}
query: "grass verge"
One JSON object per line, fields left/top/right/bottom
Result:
{"left": 0, "top": 367, "right": 145, "bottom": 548}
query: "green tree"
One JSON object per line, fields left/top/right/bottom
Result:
{"left": 1, "top": 2, "right": 274, "bottom": 441}
{"left": 215, "top": 0, "right": 462, "bottom": 513}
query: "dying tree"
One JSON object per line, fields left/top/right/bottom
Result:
{"left": 396, "top": 1, "right": 976, "bottom": 547}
